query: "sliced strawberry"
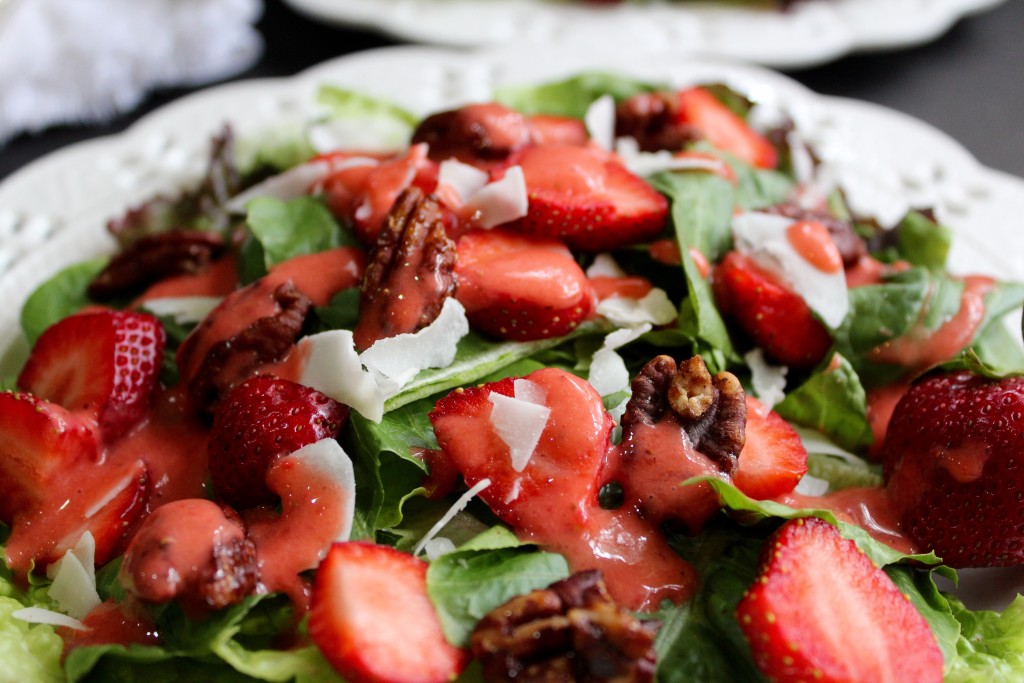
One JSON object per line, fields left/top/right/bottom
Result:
{"left": 321, "top": 144, "right": 438, "bottom": 245}
{"left": 883, "top": 371, "right": 1024, "bottom": 567}
{"left": 508, "top": 144, "right": 668, "bottom": 251}
{"left": 455, "top": 227, "right": 594, "bottom": 341}
{"left": 734, "top": 396, "right": 808, "bottom": 499}
{"left": 525, "top": 114, "right": 588, "bottom": 147}
{"left": 208, "top": 376, "right": 348, "bottom": 510}
{"left": 309, "top": 542, "right": 468, "bottom": 683}
{"left": 737, "top": 517, "right": 943, "bottom": 683}
{"left": 713, "top": 250, "right": 832, "bottom": 368}
{"left": 676, "top": 87, "right": 777, "bottom": 169}
{"left": 412, "top": 102, "right": 532, "bottom": 171}
{"left": 18, "top": 310, "right": 166, "bottom": 440}
{"left": 0, "top": 392, "right": 149, "bottom": 572}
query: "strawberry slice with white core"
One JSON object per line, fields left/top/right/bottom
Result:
{"left": 18, "top": 310, "right": 166, "bottom": 441}
{"left": 732, "top": 211, "right": 849, "bottom": 329}
{"left": 737, "top": 517, "right": 943, "bottom": 683}
{"left": 310, "top": 542, "right": 468, "bottom": 683}
{"left": 510, "top": 144, "right": 668, "bottom": 251}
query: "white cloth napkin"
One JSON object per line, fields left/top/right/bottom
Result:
{"left": 0, "top": 0, "right": 263, "bottom": 144}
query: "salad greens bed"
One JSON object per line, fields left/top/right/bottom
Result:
{"left": 3, "top": 72, "right": 1024, "bottom": 682}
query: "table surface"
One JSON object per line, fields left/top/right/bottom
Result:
{"left": 0, "top": 0, "right": 1021, "bottom": 182}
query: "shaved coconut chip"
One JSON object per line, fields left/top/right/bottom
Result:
{"left": 361, "top": 297, "right": 469, "bottom": 384}
{"left": 733, "top": 211, "right": 849, "bottom": 329}
{"left": 227, "top": 156, "right": 380, "bottom": 214}
{"left": 589, "top": 324, "right": 651, "bottom": 397}
{"left": 744, "top": 349, "right": 788, "bottom": 413}
{"left": 596, "top": 289, "right": 677, "bottom": 327}
{"left": 461, "top": 166, "right": 528, "bottom": 229}
{"left": 46, "top": 549, "right": 100, "bottom": 620}
{"left": 512, "top": 377, "right": 547, "bottom": 406}
{"left": 413, "top": 478, "right": 491, "bottom": 557}
{"left": 585, "top": 253, "right": 627, "bottom": 279}
{"left": 422, "top": 537, "right": 457, "bottom": 561}
{"left": 489, "top": 385, "right": 551, "bottom": 473}
{"left": 438, "top": 159, "right": 489, "bottom": 204}
{"left": 793, "top": 426, "right": 864, "bottom": 466}
{"left": 142, "top": 296, "right": 222, "bottom": 324}
{"left": 308, "top": 116, "right": 412, "bottom": 154}
{"left": 300, "top": 298, "right": 469, "bottom": 422}
{"left": 12, "top": 607, "right": 89, "bottom": 631}
{"left": 585, "top": 95, "right": 615, "bottom": 151}
{"left": 787, "top": 130, "right": 816, "bottom": 186}
{"left": 299, "top": 330, "right": 393, "bottom": 423}
{"left": 286, "top": 438, "right": 357, "bottom": 542}
{"left": 616, "top": 137, "right": 729, "bottom": 177}
{"left": 504, "top": 478, "right": 523, "bottom": 504}
{"left": 795, "top": 473, "right": 830, "bottom": 496}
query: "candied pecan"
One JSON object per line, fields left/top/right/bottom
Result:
{"left": 622, "top": 355, "right": 746, "bottom": 474}
{"left": 471, "top": 570, "right": 659, "bottom": 682}
{"left": 120, "top": 499, "right": 258, "bottom": 614}
{"left": 88, "top": 229, "right": 225, "bottom": 300}
{"left": 615, "top": 92, "right": 696, "bottom": 153}
{"left": 411, "top": 103, "right": 531, "bottom": 167}
{"left": 352, "top": 186, "right": 457, "bottom": 350}
{"left": 764, "top": 202, "right": 866, "bottom": 267}
{"left": 184, "top": 281, "right": 312, "bottom": 412}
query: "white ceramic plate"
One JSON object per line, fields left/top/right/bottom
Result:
{"left": 0, "top": 44, "right": 1022, "bottom": 605}
{"left": 282, "top": 0, "right": 1005, "bottom": 68}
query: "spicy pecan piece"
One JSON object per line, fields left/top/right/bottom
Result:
{"left": 764, "top": 202, "right": 866, "bottom": 267}
{"left": 411, "top": 103, "right": 531, "bottom": 168}
{"left": 88, "top": 229, "right": 226, "bottom": 300}
{"left": 352, "top": 186, "right": 457, "bottom": 350}
{"left": 471, "top": 570, "right": 660, "bottom": 682}
{"left": 622, "top": 355, "right": 746, "bottom": 474}
{"left": 615, "top": 92, "right": 696, "bottom": 153}
{"left": 120, "top": 499, "right": 258, "bottom": 614}
{"left": 180, "top": 280, "right": 312, "bottom": 412}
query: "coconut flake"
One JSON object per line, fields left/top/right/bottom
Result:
{"left": 732, "top": 211, "right": 849, "bottom": 329}
{"left": 226, "top": 156, "right": 380, "bottom": 214}
{"left": 437, "top": 159, "right": 489, "bottom": 204}
{"left": 284, "top": 438, "right": 357, "bottom": 543}
{"left": 585, "top": 95, "right": 615, "bottom": 151}
{"left": 142, "top": 296, "right": 222, "bottom": 325}
{"left": 308, "top": 116, "right": 412, "bottom": 154}
{"left": 45, "top": 532, "right": 100, "bottom": 620}
{"left": 589, "top": 324, "right": 651, "bottom": 397}
{"left": 616, "top": 136, "right": 730, "bottom": 177}
{"left": 422, "top": 537, "right": 457, "bottom": 561}
{"left": 596, "top": 289, "right": 677, "bottom": 327}
{"left": 744, "top": 348, "right": 788, "bottom": 413}
{"left": 793, "top": 426, "right": 864, "bottom": 466}
{"left": 585, "top": 253, "right": 627, "bottom": 279}
{"left": 461, "top": 166, "right": 528, "bottom": 229}
{"left": 413, "top": 478, "right": 492, "bottom": 557}
{"left": 794, "top": 473, "right": 830, "bottom": 496}
{"left": 12, "top": 607, "right": 89, "bottom": 631}
{"left": 300, "top": 298, "right": 469, "bottom": 422}
{"left": 488, "top": 380, "right": 551, "bottom": 473}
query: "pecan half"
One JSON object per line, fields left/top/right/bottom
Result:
{"left": 615, "top": 92, "right": 696, "bottom": 153}
{"left": 352, "top": 187, "right": 457, "bottom": 350}
{"left": 764, "top": 202, "right": 866, "bottom": 267}
{"left": 622, "top": 355, "right": 746, "bottom": 474}
{"left": 120, "top": 499, "right": 258, "bottom": 614}
{"left": 471, "top": 570, "right": 659, "bottom": 682}
{"left": 411, "top": 103, "right": 530, "bottom": 168}
{"left": 88, "top": 229, "right": 225, "bottom": 300}
{"left": 182, "top": 281, "right": 311, "bottom": 412}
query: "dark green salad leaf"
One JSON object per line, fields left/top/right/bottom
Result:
{"left": 20, "top": 257, "right": 108, "bottom": 345}
{"left": 494, "top": 72, "right": 659, "bottom": 118}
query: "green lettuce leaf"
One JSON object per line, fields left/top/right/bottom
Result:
{"left": 494, "top": 72, "right": 658, "bottom": 118}
{"left": 20, "top": 256, "right": 108, "bottom": 345}
{"left": 242, "top": 196, "right": 357, "bottom": 275}
{"left": 426, "top": 527, "right": 569, "bottom": 646}
{"left": 946, "top": 595, "right": 1024, "bottom": 681}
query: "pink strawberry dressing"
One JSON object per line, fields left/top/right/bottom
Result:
{"left": 786, "top": 220, "right": 843, "bottom": 273}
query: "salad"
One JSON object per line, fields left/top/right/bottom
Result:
{"left": 1, "top": 70, "right": 1024, "bottom": 683}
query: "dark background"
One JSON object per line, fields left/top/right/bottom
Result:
{"left": 1, "top": 0, "right": 1021, "bottom": 181}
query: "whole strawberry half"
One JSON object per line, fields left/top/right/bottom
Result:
{"left": 883, "top": 370, "right": 1024, "bottom": 567}
{"left": 208, "top": 376, "right": 348, "bottom": 510}
{"left": 18, "top": 309, "right": 166, "bottom": 441}
{"left": 713, "top": 250, "right": 832, "bottom": 368}
{"left": 508, "top": 144, "right": 668, "bottom": 251}
{"left": 455, "top": 227, "right": 594, "bottom": 341}
{"left": 737, "top": 517, "right": 943, "bottom": 683}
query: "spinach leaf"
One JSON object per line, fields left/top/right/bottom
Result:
{"left": 894, "top": 210, "right": 953, "bottom": 269}
{"left": 494, "top": 72, "right": 658, "bottom": 118}
{"left": 245, "top": 196, "right": 351, "bottom": 270}
{"left": 20, "top": 257, "right": 108, "bottom": 345}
